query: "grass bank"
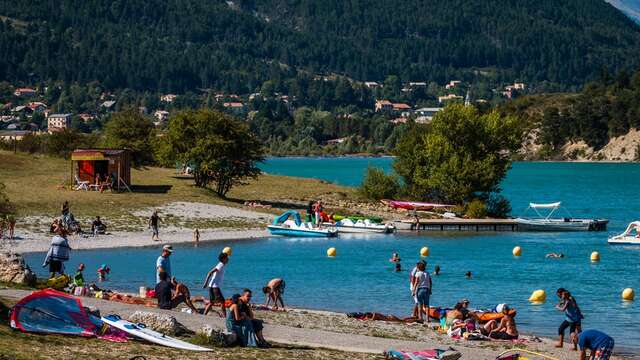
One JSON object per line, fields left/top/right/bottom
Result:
{"left": 0, "top": 150, "right": 355, "bottom": 222}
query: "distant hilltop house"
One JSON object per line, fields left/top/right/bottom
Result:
{"left": 27, "top": 102, "right": 47, "bottom": 113}
{"left": 160, "top": 94, "right": 178, "bottom": 103}
{"left": 502, "top": 82, "right": 526, "bottom": 99}
{"left": 364, "top": 81, "right": 381, "bottom": 89}
{"left": 100, "top": 100, "right": 116, "bottom": 111}
{"left": 78, "top": 113, "right": 95, "bottom": 123}
{"left": 414, "top": 107, "right": 444, "bottom": 123}
{"left": 438, "top": 94, "right": 463, "bottom": 104}
{"left": 223, "top": 102, "right": 246, "bottom": 115}
{"left": 47, "top": 113, "right": 72, "bottom": 132}
{"left": 403, "top": 82, "right": 427, "bottom": 92}
{"left": 154, "top": 110, "right": 169, "bottom": 124}
{"left": 326, "top": 137, "right": 348, "bottom": 145}
{"left": 13, "top": 88, "right": 36, "bottom": 97}
{"left": 375, "top": 100, "right": 411, "bottom": 114}
{"left": 445, "top": 80, "right": 462, "bottom": 89}
{"left": 0, "top": 130, "right": 33, "bottom": 141}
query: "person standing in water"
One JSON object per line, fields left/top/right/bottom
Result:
{"left": 203, "top": 252, "right": 229, "bottom": 317}
{"left": 149, "top": 210, "right": 161, "bottom": 241}
{"left": 193, "top": 229, "right": 200, "bottom": 247}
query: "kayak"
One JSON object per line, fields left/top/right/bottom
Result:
{"left": 381, "top": 199, "right": 454, "bottom": 211}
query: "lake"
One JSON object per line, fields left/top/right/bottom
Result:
{"left": 24, "top": 158, "right": 640, "bottom": 352}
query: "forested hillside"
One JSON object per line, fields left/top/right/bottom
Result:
{"left": 0, "top": 0, "right": 639, "bottom": 94}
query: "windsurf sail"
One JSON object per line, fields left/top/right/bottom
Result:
{"left": 10, "top": 289, "right": 102, "bottom": 337}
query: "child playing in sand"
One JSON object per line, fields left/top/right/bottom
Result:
{"left": 97, "top": 264, "right": 110, "bottom": 281}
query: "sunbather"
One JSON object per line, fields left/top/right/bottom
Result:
{"left": 486, "top": 305, "right": 518, "bottom": 340}
{"left": 91, "top": 216, "right": 106, "bottom": 235}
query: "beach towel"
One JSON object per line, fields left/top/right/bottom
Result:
{"left": 385, "top": 348, "right": 461, "bottom": 360}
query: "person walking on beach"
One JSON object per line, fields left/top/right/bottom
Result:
{"left": 203, "top": 252, "right": 229, "bottom": 317}
{"left": 149, "top": 210, "right": 161, "bottom": 241}
{"left": 156, "top": 245, "right": 173, "bottom": 283}
{"left": 42, "top": 227, "right": 71, "bottom": 278}
{"left": 7, "top": 214, "right": 15, "bottom": 240}
{"left": 193, "top": 229, "right": 200, "bottom": 247}
{"left": 555, "top": 288, "right": 583, "bottom": 349}
{"left": 263, "top": 278, "right": 286, "bottom": 310}
{"left": 411, "top": 260, "right": 432, "bottom": 323}
{"left": 578, "top": 329, "right": 614, "bottom": 360}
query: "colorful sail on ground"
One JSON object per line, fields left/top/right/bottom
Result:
{"left": 10, "top": 289, "right": 102, "bottom": 337}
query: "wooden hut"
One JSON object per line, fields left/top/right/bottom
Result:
{"left": 71, "top": 149, "right": 131, "bottom": 191}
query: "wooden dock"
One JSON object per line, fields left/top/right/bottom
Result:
{"left": 394, "top": 218, "right": 519, "bottom": 232}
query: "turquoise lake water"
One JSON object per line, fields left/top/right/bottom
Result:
{"left": 24, "top": 158, "right": 640, "bottom": 352}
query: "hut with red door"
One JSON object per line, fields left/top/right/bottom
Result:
{"left": 70, "top": 149, "right": 132, "bottom": 191}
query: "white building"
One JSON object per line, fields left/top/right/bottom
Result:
{"left": 414, "top": 107, "right": 443, "bottom": 123}
{"left": 47, "top": 114, "right": 72, "bottom": 132}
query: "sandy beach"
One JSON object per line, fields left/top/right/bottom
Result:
{"left": 3, "top": 201, "right": 273, "bottom": 253}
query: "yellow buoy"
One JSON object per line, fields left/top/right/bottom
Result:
{"left": 622, "top": 288, "right": 635, "bottom": 301}
{"left": 528, "top": 289, "right": 546, "bottom": 303}
{"left": 327, "top": 247, "right": 337, "bottom": 257}
{"left": 420, "top": 246, "right": 430, "bottom": 257}
{"left": 222, "top": 246, "right": 233, "bottom": 256}
{"left": 512, "top": 246, "right": 522, "bottom": 257}
{"left": 590, "top": 251, "right": 600, "bottom": 262}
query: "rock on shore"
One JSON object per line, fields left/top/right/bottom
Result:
{"left": 0, "top": 252, "right": 36, "bottom": 285}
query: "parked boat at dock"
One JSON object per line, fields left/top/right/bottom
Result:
{"left": 515, "top": 202, "right": 608, "bottom": 231}
{"left": 328, "top": 218, "right": 395, "bottom": 234}
{"left": 268, "top": 210, "right": 338, "bottom": 237}
{"left": 608, "top": 221, "right": 640, "bottom": 245}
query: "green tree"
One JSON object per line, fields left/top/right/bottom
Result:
{"left": 0, "top": 181, "right": 11, "bottom": 215}
{"left": 394, "top": 104, "right": 522, "bottom": 204}
{"left": 103, "top": 110, "right": 156, "bottom": 166}
{"left": 358, "top": 166, "right": 401, "bottom": 201}
{"left": 161, "top": 109, "right": 264, "bottom": 197}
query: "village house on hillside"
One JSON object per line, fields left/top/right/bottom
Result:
{"left": 78, "top": 113, "right": 94, "bottom": 123}
{"left": 47, "top": 113, "right": 72, "bottom": 132}
{"left": 160, "top": 94, "right": 178, "bottom": 103}
{"left": 223, "top": 102, "right": 246, "bottom": 115}
{"left": 27, "top": 102, "right": 47, "bottom": 113}
{"left": 445, "top": 80, "right": 462, "bottom": 89}
{"left": 13, "top": 88, "right": 36, "bottom": 97}
{"left": 414, "top": 107, "right": 443, "bottom": 123}
{"left": 364, "top": 81, "right": 381, "bottom": 89}
{"left": 154, "top": 110, "right": 169, "bottom": 124}
{"left": 438, "top": 94, "right": 463, "bottom": 104}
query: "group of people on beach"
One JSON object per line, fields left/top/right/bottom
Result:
{"left": 50, "top": 201, "right": 108, "bottom": 237}
{"left": 153, "top": 245, "right": 283, "bottom": 348}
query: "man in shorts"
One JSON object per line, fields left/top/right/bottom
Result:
{"left": 149, "top": 210, "right": 161, "bottom": 241}
{"left": 579, "top": 329, "right": 614, "bottom": 360}
{"left": 263, "top": 278, "right": 286, "bottom": 310}
{"left": 203, "top": 252, "right": 229, "bottom": 317}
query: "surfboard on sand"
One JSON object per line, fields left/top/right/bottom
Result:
{"left": 101, "top": 314, "right": 211, "bottom": 352}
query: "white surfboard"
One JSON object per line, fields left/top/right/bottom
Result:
{"left": 101, "top": 314, "right": 211, "bottom": 352}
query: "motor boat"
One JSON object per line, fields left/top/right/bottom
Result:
{"left": 515, "top": 202, "right": 608, "bottom": 232}
{"left": 329, "top": 218, "right": 395, "bottom": 234}
{"left": 267, "top": 210, "right": 337, "bottom": 237}
{"left": 608, "top": 221, "right": 640, "bottom": 245}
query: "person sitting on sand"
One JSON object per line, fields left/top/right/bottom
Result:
{"left": 546, "top": 253, "right": 565, "bottom": 258}
{"left": 485, "top": 304, "right": 518, "bottom": 340}
{"left": 556, "top": 288, "right": 583, "bottom": 350}
{"left": 91, "top": 216, "right": 106, "bottom": 236}
{"left": 155, "top": 271, "right": 197, "bottom": 313}
{"left": 239, "top": 289, "right": 271, "bottom": 348}
{"left": 578, "top": 329, "right": 614, "bottom": 360}
{"left": 226, "top": 294, "right": 260, "bottom": 347}
{"left": 263, "top": 278, "right": 286, "bottom": 310}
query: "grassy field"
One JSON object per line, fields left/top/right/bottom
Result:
{"left": 0, "top": 296, "right": 382, "bottom": 360}
{"left": 0, "top": 150, "right": 354, "bottom": 223}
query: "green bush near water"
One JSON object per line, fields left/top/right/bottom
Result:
{"left": 465, "top": 199, "right": 487, "bottom": 218}
{"left": 358, "top": 167, "right": 401, "bottom": 201}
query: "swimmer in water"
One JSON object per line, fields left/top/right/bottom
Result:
{"left": 433, "top": 265, "right": 441, "bottom": 276}
{"left": 395, "top": 263, "right": 402, "bottom": 272}
{"left": 389, "top": 253, "right": 401, "bottom": 263}
{"left": 546, "top": 253, "right": 565, "bottom": 258}
{"left": 465, "top": 271, "right": 472, "bottom": 279}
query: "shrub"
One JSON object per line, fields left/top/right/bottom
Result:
{"left": 465, "top": 199, "right": 487, "bottom": 218}
{"left": 486, "top": 194, "right": 511, "bottom": 218}
{"left": 358, "top": 166, "right": 401, "bottom": 201}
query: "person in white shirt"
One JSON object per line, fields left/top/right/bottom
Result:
{"left": 409, "top": 260, "right": 422, "bottom": 318}
{"left": 203, "top": 252, "right": 229, "bottom": 317}
{"left": 411, "top": 260, "right": 432, "bottom": 323}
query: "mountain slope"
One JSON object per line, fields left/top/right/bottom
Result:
{"left": 606, "top": 0, "right": 640, "bottom": 24}
{"left": 0, "top": 0, "right": 639, "bottom": 93}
